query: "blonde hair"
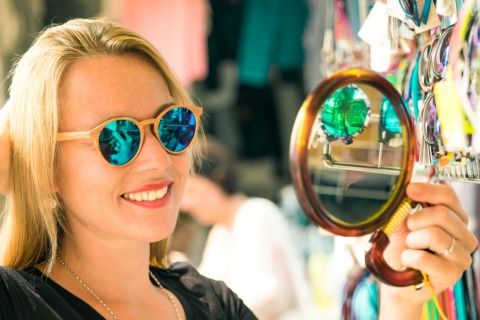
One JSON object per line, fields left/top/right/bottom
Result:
{"left": 0, "top": 18, "right": 199, "bottom": 271}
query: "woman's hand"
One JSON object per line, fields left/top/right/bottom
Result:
{"left": 0, "top": 101, "right": 10, "bottom": 194}
{"left": 379, "top": 182, "right": 478, "bottom": 319}
{"left": 110, "top": 131, "right": 132, "bottom": 165}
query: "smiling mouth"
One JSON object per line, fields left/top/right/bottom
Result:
{"left": 122, "top": 186, "right": 168, "bottom": 201}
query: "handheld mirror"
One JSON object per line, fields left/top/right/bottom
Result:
{"left": 290, "top": 68, "right": 423, "bottom": 287}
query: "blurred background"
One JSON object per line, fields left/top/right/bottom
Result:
{"left": 1, "top": 1, "right": 479, "bottom": 319}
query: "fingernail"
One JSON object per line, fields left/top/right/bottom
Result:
{"left": 408, "top": 184, "right": 422, "bottom": 195}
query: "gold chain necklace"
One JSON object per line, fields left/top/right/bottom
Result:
{"left": 56, "top": 255, "right": 182, "bottom": 320}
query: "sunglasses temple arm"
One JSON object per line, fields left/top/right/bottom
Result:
{"left": 56, "top": 132, "right": 91, "bottom": 141}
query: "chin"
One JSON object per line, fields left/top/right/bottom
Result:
{"left": 134, "top": 231, "right": 174, "bottom": 243}
{"left": 151, "top": 223, "right": 177, "bottom": 242}
{"left": 123, "top": 220, "right": 177, "bottom": 243}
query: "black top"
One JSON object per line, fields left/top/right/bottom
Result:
{"left": 0, "top": 261, "right": 257, "bottom": 320}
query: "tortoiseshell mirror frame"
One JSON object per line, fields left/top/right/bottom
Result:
{"left": 290, "top": 68, "right": 423, "bottom": 286}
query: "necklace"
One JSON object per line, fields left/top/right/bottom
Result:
{"left": 149, "top": 270, "right": 182, "bottom": 320}
{"left": 56, "top": 255, "right": 181, "bottom": 320}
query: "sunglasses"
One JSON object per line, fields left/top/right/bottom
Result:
{"left": 418, "top": 26, "right": 454, "bottom": 92}
{"left": 56, "top": 105, "right": 203, "bottom": 166}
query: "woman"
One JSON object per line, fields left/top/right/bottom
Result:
{"left": 0, "top": 18, "right": 254, "bottom": 319}
{"left": 0, "top": 18, "right": 477, "bottom": 319}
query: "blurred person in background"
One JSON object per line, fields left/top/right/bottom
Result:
{"left": 179, "top": 135, "right": 321, "bottom": 320}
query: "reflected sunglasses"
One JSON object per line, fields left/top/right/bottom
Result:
{"left": 56, "top": 105, "right": 203, "bottom": 167}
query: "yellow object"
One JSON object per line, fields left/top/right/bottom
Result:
{"left": 433, "top": 80, "right": 468, "bottom": 152}
{"left": 420, "top": 271, "right": 449, "bottom": 320}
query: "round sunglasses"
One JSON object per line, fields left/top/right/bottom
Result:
{"left": 56, "top": 105, "right": 203, "bottom": 166}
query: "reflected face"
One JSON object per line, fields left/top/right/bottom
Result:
{"left": 180, "top": 174, "right": 226, "bottom": 226}
{"left": 56, "top": 54, "right": 192, "bottom": 242}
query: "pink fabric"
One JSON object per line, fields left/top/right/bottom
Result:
{"left": 122, "top": 0, "right": 209, "bottom": 87}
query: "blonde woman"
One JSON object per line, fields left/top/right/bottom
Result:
{"left": 0, "top": 18, "right": 255, "bottom": 319}
{"left": 0, "top": 18, "right": 477, "bottom": 320}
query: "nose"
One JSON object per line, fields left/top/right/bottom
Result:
{"left": 134, "top": 125, "right": 172, "bottom": 170}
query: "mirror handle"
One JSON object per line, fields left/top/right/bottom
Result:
{"left": 365, "top": 229, "right": 424, "bottom": 286}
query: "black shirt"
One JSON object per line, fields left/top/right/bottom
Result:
{"left": 0, "top": 262, "right": 257, "bottom": 319}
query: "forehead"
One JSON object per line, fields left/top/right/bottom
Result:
{"left": 58, "top": 54, "right": 173, "bottom": 130}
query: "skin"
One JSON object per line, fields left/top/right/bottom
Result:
{"left": 380, "top": 183, "right": 477, "bottom": 319}
{"left": 42, "top": 54, "right": 190, "bottom": 319}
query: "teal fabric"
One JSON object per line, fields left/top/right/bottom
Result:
{"left": 238, "top": 0, "right": 308, "bottom": 86}
{"left": 454, "top": 279, "right": 466, "bottom": 320}
{"left": 410, "top": 53, "right": 421, "bottom": 120}
{"left": 352, "top": 274, "right": 378, "bottom": 320}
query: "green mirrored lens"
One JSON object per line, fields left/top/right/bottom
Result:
{"left": 158, "top": 107, "right": 196, "bottom": 153}
{"left": 99, "top": 120, "right": 141, "bottom": 165}
{"left": 321, "top": 85, "right": 370, "bottom": 142}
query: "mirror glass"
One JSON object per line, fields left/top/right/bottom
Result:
{"left": 306, "top": 83, "right": 404, "bottom": 228}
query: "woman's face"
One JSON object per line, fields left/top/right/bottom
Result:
{"left": 56, "top": 54, "right": 191, "bottom": 243}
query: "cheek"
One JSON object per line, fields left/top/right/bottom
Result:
{"left": 173, "top": 152, "right": 193, "bottom": 192}
{"left": 56, "top": 144, "right": 114, "bottom": 207}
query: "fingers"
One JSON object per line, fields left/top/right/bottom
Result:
{"left": 125, "top": 133, "right": 132, "bottom": 145}
{"left": 406, "top": 204, "right": 478, "bottom": 255}
{"left": 406, "top": 183, "right": 469, "bottom": 224}
{"left": 112, "top": 131, "right": 125, "bottom": 142}
{"left": 384, "top": 182, "right": 477, "bottom": 302}
{"left": 112, "top": 131, "right": 132, "bottom": 147}
{"left": 405, "top": 226, "right": 474, "bottom": 270}
{"left": 405, "top": 183, "right": 477, "bottom": 263}
{"left": 400, "top": 248, "right": 470, "bottom": 293}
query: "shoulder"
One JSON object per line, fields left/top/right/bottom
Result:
{"left": 0, "top": 266, "right": 79, "bottom": 320}
{"left": 0, "top": 266, "right": 41, "bottom": 319}
{"left": 0, "top": 266, "right": 37, "bottom": 295}
{"left": 236, "top": 197, "right": 288, "bottom": 227}
{"left": 152, "top": 262, "right": 258, "bottom": 319}
{"left": 242, "top": 197, "right": 276, "bottom": 208}
{"left": 239, "top": 198, "right": 283, "bottom": 217}
{"left": 240, "top": 197, "right": 282, "bottom": 216}
{"left": 155, "top": 262, "right": 232, "bottom": 300}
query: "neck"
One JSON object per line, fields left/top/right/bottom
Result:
{"left": 37, "top": 232, "right": 154, "bottom": 303}
{"left": 36, "top": 220, "right": 184, "bottom": 319}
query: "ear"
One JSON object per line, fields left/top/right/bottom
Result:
{"left": 0, "top": 101, "right": 11, "bottom": 195}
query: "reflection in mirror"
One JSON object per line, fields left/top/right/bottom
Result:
{"left": 291, "top": 69, "right": 421, "bottom": 286}
{"left": 307, "top": 84, "right": 403, "bottom": 228}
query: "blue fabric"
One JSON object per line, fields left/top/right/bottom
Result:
{"left": 351, "top": 274, "right": 378, "bottom": 320}
{"left": 238, "top": 0, "right": 308, "bottom": 86}
{"left": 454, "top": 279, "right": 466, "bottom": 320}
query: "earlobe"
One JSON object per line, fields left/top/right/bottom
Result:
{"left": 48, "top": 197, "right": 58, "bottom": 209}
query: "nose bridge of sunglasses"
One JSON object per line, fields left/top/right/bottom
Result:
{"left": 136, "top": 118, "right": 159, "bottom": 139}
{"left": 129, "top": 118, "right": 169, "bottom": 161}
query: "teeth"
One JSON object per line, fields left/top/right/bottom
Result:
{"left": 148, "top": 191, "right": 156, "bottom": 201}
{"left": 123, "top": 187, "right": 168, "bottom": 201}
{"left": 156, "top": 188, "right": 167, "bottom": 198}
